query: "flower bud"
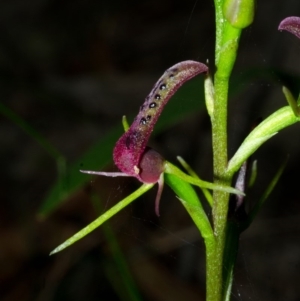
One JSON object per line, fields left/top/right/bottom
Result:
{"left": 223, "top": 0, "right": 255, "bottom": 29}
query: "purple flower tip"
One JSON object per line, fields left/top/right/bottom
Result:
{"left": 278, "top": 16, "right": 300, "bottom": 39}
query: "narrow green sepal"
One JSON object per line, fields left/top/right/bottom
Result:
{"left": 122, "top": 115, "right": 130, "bottom": 132}
{"left": 282, "top": 86, "right": 300, "bottom": 117}
{"left": 245, "top": 156, "right": 288, "bottom": 229}
{"left": 165, "top": 161, "right": 244, "bottom": 196}
{"left": 177, "top": 156, "right": 213, "bottom": 206}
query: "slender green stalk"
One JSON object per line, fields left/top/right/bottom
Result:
{"left": 208, "top": 1, "right": 243, "bottom": 300}
{"left": 210, "top": 76, "right": 231, "bottom": 301}
{"left": 214, "top": 0, "right": 226, "bottom": 64}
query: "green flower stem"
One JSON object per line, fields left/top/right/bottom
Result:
{"left": 212, "top": 9, "right": 242, "bottom": 181}
{"left": 210, "top": 75, "right": 234, "bottom": 301}
{"left": 209, "top": 3, "right": 243, "bottom": 300}
{"left": 214, "top": 0, "right": 226, "bottom": 63}
{"left": 50, "top": 183, "right": 154, "bottom": 255}
{"left": 212, "top": 8, "right": 242, "bottom": 181}
{"left": 209, "top": 192, "right": 229, "bottom": 301}
{"left": 215, "top": 23, "right": 241, "bottom": 79}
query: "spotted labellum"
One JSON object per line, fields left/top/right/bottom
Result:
{"left": 81, "top": 60, "right": 208, "bottom": 215}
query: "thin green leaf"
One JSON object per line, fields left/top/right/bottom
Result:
{"left": 50, "top": 183, "right": 154, "bottom": 255}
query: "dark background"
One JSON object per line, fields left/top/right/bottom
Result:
{"left": 1, "top": 0, "right": 300, "bottom": 300}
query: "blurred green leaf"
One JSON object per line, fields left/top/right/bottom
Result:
{"left": 92, "top": 195, "right": 143, "bottom": 301}
{"left": 38, "top": 126, "right": 123, "bottom": 218}
{"left": 246, "top": 156, "right": 289, "bottom": 228}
